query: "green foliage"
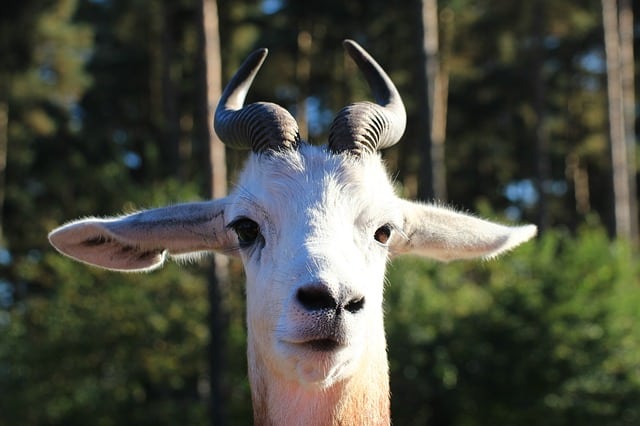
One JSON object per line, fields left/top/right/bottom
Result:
{"left": 0, "top": 258, "right": 210, "bottom": 426}
{"left": 387, "top": 228, "right": 640, "bottom": 425}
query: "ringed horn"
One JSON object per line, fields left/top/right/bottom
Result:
{"left": 328, "top": 39, "right": 406, "bottom": 155}
{"left": 214, "top": 48, "right": 300, "bottom": 153}
{"left": 214, "top": 39, "right": 406, "bottom": 155}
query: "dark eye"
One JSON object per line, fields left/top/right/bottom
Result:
{"left": 229, "top": 218, "right": 261, "bottom": 247}
{"left": 374, "top": 224, "right": 392, "bottom": 245}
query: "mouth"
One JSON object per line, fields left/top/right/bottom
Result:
{"left": 305, "top": 338, "right": 342, "bottom": 352}
{"left": 278, "top": 335, "right": 358, "bottom": 385}
{"left": 282, "top": 336, "right": 346, "bottom": 354}
{"left": 280, "top": 317, "right": 351, "bottom": 354}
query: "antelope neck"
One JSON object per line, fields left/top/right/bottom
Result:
{"left": 247, "top": 328, "right": 391, "bottom": 426}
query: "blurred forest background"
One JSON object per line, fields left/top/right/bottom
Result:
{"left": 1, "top": 0, "right": 640, "bottom": 425}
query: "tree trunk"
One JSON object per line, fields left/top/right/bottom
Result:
{"left": 202, "top": 0, "right": 226, "bottom": 201}
{"left": 296, "top": 30, "right": 312, "bottom": 142}
{"left": 532, "top": 0, "right": 551, "bottom": 233}
{"left": 0, "top": 101, "right": 7, "bottom": 244}
{"left": 566, "top": 153, "right": 591, "bottom": 217}
{"left": 161, "top": 1, "right": 181, "bottom": 177}
{"left": 431, "top": 62, "right": 449, "bottom": 202}
{"left": 602, "top": 0, "right": 637, "bottom": 243}
{"left": 417, "top": 0, "right": 447, "bottom": 202}
{"left": 618, "top": 0, "right": 638, "bottom": 245}
{"left": 199, "top": 0, "right": 229, "bottom": 424}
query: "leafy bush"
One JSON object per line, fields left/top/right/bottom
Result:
{"left": 0, "top": 257, "right": 210, "bottom": 426}
{"left": 386, "top": 227, "right": 640, "bottom": 426}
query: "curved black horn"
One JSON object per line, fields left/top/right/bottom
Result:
{"left": 328, "top": 40, "right": 406, "bottom": 155}
{"left": 214, "top": 48, "right": 300, "bottom": 152}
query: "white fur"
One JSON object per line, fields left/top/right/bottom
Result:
{"left": 48, "top": 142, "right": 536, "bottom": 425}
{"left": 231, "top": 144, "right": 395, "bottom": 388}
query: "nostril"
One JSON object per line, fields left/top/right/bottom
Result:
{"left": 344, "top": 296, "right": 365, "bottom": 314}
{"left": 296, "top": 285, "right": 337, "bottom": 312}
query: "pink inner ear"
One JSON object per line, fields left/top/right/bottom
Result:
{"left": 48, "top": 199, "right": 234, "bottom": 272}
{"left": 391, "top": 200, "right": 537, "bottom": 262}
{"left": 48, "top": 220, "right": 167, "bottom": 272}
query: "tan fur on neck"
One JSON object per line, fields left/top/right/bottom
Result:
{"left": 249, "top": 332, "right": 390, "bottom": 426}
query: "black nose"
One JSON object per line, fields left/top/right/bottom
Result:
{"left": 296, "top": 283, "right": 365, "bottom": 314}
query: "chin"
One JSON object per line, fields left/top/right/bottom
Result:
{"left": 279, "top": 341, "right": 361, "bottom": 388}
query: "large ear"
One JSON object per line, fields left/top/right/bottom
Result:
{"left": 48, "top": 199, "right": 237, "bottom": 272}
{"left": 390, "top": 199, "right": 537, "bottom": 262}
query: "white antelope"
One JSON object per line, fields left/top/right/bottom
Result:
{"left": 49, "top": 40, "right": 536, "bottom": 425}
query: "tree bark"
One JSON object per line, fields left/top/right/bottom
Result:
{"left": 199, "top": 0, "right": 229, "bottom": 424}
{"left": 296, "top": 30, "right": 312, "bottom": 142}
{"left": 0, "top": 101, "right": 7, "bottom": 244}
{"left": 202, "top": 0, "right": 226, "bottom": 201}
{"left": 417, "top": 0, "right": 447, "bottom": 202}
{"left": 566, "top": 153, "right": 591, "bottom": 217}
{"left": 602, "top": 0, "right": 637, "bottom": 243}
{"left": 161, "top": 1, "right": 181, "bottom": 177}
{"left": 618, "top": 0, "right": 638, "bottom": 245}
{"left": 532, "top": 0, "right": 551, "bottom": 233}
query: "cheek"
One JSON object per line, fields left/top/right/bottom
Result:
{"left": 360, "top": 247, "right": 389, "bottom": 289}
{"left": 245, "top": 286, "right": 277, "bottom": 360}
{"left": 244, "top": 264, "right": 284, "bottom": 344}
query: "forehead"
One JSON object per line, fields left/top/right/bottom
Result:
{"left": 232, "top": 144, "right": 397, "bottom": 219}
